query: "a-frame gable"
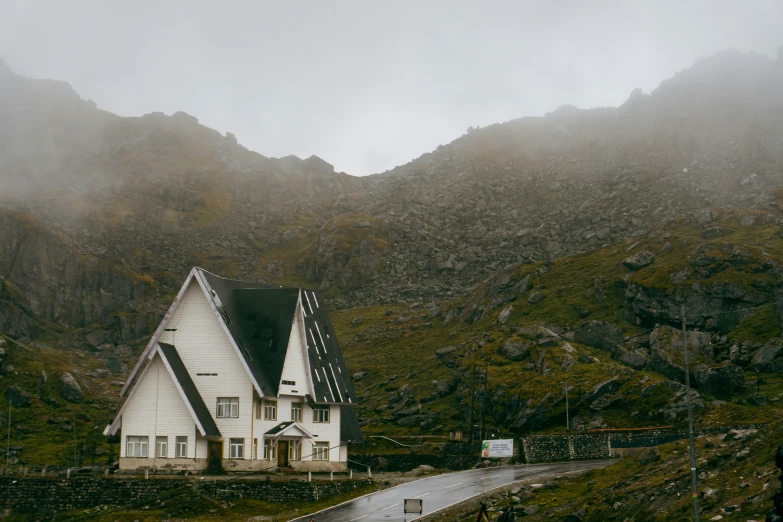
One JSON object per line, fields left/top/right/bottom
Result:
{"left": 120, "top": 268, "right": 200, "bottom": 397}
{"left": 120, "top": 268, "right": 268, "bottom": 401}
{"left": 278, "top": 296, "right": 313, "bottom": 397}
{"left": 104, "top": 343, "right": 220, "bottom": 438}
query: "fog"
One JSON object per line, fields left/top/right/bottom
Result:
{"left": 1, "top": 0, "right": 781, "bottom": 175}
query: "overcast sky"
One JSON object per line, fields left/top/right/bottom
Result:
{"left": 1, "top": 1, "right": 781, "bottom": 175}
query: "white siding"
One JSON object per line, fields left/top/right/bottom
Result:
{"left": 278, "top": 304, "right": 309, "bottom": 397}
{"left": 158, "top": 279, "right": 255, "bottom": 460}
{"left": 121, "top": 356, "right": 197, "bottom": 459}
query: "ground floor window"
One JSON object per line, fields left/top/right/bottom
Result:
{"left": 288, "top": 441, "right": 301, "bottom": 461}
{"left": 229, "top": 438, "right": 244, "bottom": 459}
{"left": 127, "top": 436, "right": 149, "bottom": 457}
{"left": 156, "top": 436, "right": 168, "bottom": 458}
{"left": 175, "top": 436, "right": 187, "bottom": 458}
{"left": 313, "top": 441, "right": 329, "bottom": 461}
{"left": 264, "top": 439, "right": 277, "bottom": 460}
{"left": 253, "top": 438, "right": 258, "bottom": 460}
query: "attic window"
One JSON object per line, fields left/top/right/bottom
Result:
{"left": 282, "top": 380, "right": 295, "bottom": 386}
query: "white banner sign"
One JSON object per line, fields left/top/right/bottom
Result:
{"left": 481, "top": 439, "right": 514, "bottom": 458}
{"left": 404, "top": 498, "right": 423, "bottom": 514}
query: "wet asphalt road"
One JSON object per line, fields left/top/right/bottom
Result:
{"left": 288, "top": 460, "right": 613, "bottom": 522}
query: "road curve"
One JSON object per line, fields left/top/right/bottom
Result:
{"left": 288, "top": 460, "right": 613, "bottom": 522}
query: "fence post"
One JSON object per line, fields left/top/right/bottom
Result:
{"left": 66, "top": 468, "right": 71, "bottom": 479}
{"left": 308, "top": 471, "right": 312, "bottom": 482}
{"left": 104, "top": 467, "right": 109, "bottom": 477}
{"left": 350, "top": 469, "right": 353, "bottom": 479}
{"left": 42, "top": 465, "right": 46, "bottom": 477}
{"left": 144, "top": 468, "right": 149, "bottom": 479}
{"left": 367, "top": 466, "right": 372, "bottom": 479}
{"left": 330, "top": 471, "right": 334, "bottom": 481}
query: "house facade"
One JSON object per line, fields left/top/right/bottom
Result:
{"left": 104, "top": 268, "right": 363, "bottom": 472}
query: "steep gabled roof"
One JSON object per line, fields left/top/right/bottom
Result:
{"left": 118, "top": 268, "right": 357, "bottom": 408}
{"left": 198, "top": 270, "right": 299, "bottom": 397}
{"left": 300, "top": 289, "right": 358, "bottom": 405}
{"left": 158, "top": 343, "right": 220, "bottom": 438}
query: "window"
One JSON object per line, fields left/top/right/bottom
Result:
{"left": 313, "top": 441, "right": 329, "bottom": 461}
{"left": 264, "top": 399, "right": 277, "bottom": 420}
{"left": 229, "top": 438, "right": 244, "bottom": 459}
{"left": 217, "top": 397, "right": 239, "bottom": 418}
{"left": 175, "top": 436, "right": 187, "bottom": 458}
{"left": 255, "top": 399, "right": 262, "bottom": 419}
{"left": 156, "top": 436, "right": 168, "bottom": 458}
{"left": 263, "top": 439, "right": 277, "bottom": 460}
{"left": 313, "top": 405, "right": 330, "bottom": 423}
{"left": 281, "top": 380, "right": 296, "bottom": 386}
{"left": 126, "top": 436, "right": 148, "bottom": 458}
{"left": 289, "top": 441, "right": 301, "bottom": 461}
{"left": 253, "top": 438, "right": 258, "bottom": 460}
{"left": 291, "top": 402, "right": 303, "bottom": 422}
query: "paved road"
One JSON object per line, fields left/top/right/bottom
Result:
{"left": 288, "top": 460, "right": 612, "bottom": 522}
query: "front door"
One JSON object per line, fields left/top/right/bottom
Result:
{"left": 207, "top": 441, "right": 223, "bottom": 474}
{"left": 278, "top": 440, "right": 289, "bottom": 467}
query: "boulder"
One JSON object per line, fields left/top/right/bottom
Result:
{"left": 498, "top": 305, "right": 514, "bottom": 325}
{"left": 701, "top": 226, "right": 728, "bottom": 239}
{"left": 351, "top": 317, "right": 363, "bottom": 326}
{"left": 60, "top": 372, "right": 84, "bottom": 403}
{"left": 649, "top": 325, "right": 712, "bottom": 382}
{"left": 639, "top": 447, "right": 661, "bottom": 465}
{"left": 5, "top": 385, "right": 31, "bottom": 408}
{"left": 573, "top": 321, "right": 623, "bottom": 353}
{"left": 499, "top": 339, "right": 533, "bottom": 361}
{"left": 748, "top": 340, "right": 783, "bottom": 371}
{"left": 622, "top": 250, "right": 655, "bottom": 270}
{"left": 694, "top": 364, "right": 745, "bottom": 398}
{"left": 615, "top": 347, "right": 649, "bottom": 369}
{"left": 435, "top": 346, "right": 457, "bottom": 357}
{"left": 528, "top": 291, "right": 546, "bottom": 304}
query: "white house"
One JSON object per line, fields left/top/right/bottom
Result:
{"left": 104, "top": 267, "right": 363, "bottom": 472}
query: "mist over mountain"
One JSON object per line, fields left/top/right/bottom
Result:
{"left": 2, "top": 49, "right": 783, "bottom": 317}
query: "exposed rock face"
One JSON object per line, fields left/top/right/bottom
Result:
{"left": 694, "top": 364, "right": 745, "bottom": 398}
{"left": 573, "top": 321, "right": 623, "bottom": 353}
{"left": 649, "top": 325, "right": 713, "bottom": 382}
{"left": 0, "top": 210, "right": 152, "bottom": 329}
{"left": 622, "top": 250, "right": 655, "bottom": 271}
{"left": 60, "top": 372, "right": 84, "bottom": 403}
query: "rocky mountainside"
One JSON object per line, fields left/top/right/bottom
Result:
{"left": 2, "top": 49, "right": 783, "bottom": 458}
{"left": 1, "top": 50, "right": 782, "bottom": 321}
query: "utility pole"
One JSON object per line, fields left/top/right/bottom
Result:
{"left": 469, "top": 366, "right": 477, "bottom": 443}
{"left": 480, "top": 365, "right": 489, "bottom": 441}
{"left": 682, "top": 305, "right": 700, "bottom": 522}
{"left": 6, "top": 400, "right": 11, "bottom": 470}
{"left": 565, "top": 368, "right": 570, "bottom": 432}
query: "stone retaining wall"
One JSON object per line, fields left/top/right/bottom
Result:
{"left": 0, "top": 476, "right": 372, "bottom": 513}
{"left": 522, "top": 425, "right": 765, "bottom": 463}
